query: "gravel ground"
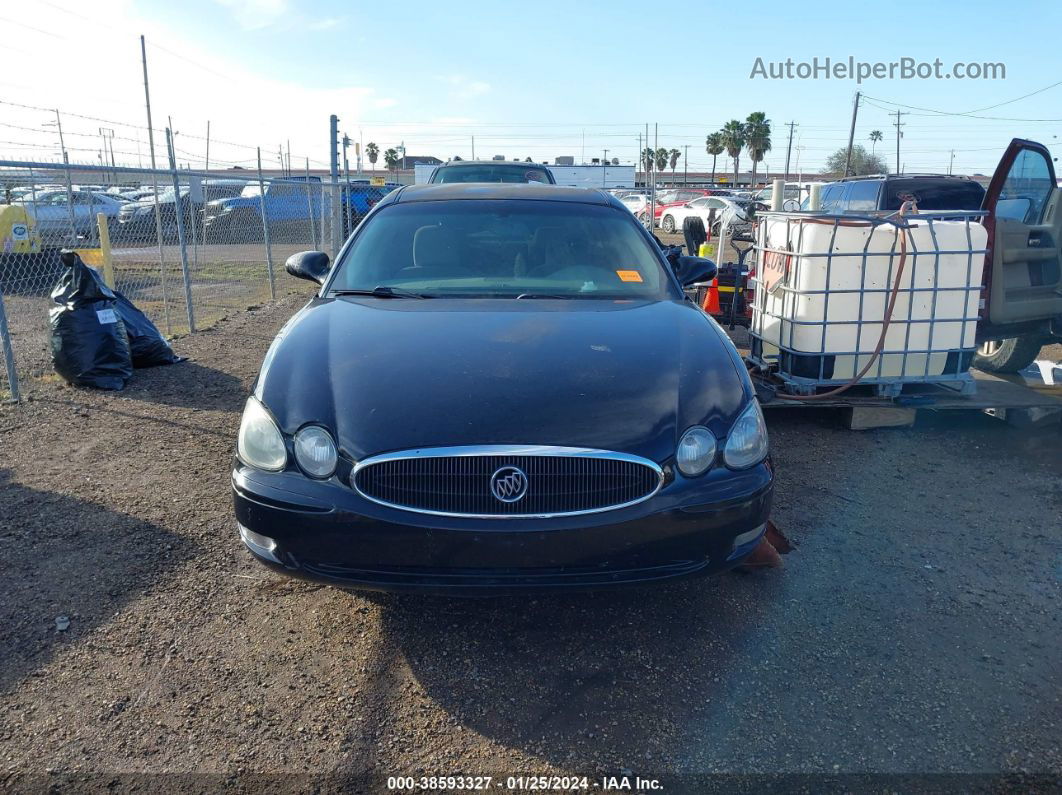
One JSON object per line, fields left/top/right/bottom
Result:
{"left": 0, "top": 288, "right": 1059, "bottom": 792}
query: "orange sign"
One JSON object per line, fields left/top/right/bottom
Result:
{"left": 616, "top": 270, "right": 643, "bottom": 283}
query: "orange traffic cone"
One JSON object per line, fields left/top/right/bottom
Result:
{"left": 701, "top": 278, "right": 720, "bottom": 314}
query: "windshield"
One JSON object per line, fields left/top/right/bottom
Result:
{"left": 432, "top": 165, "right": 552, "bottom": 184}
{"left": 328, "top": 200, "right": 674, "bottom": 299}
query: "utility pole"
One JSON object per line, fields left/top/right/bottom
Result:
{"left": 471, "top": 134, "right": 475, "bottom": 160}
{"left": 948, "top": 149, "right": 955, "bottom": 175}
{"left": 683, "top": 144, "right": 689, "bottom": 186}
{"left": 637, "top": 132, "right": 642, "bottom": 186}
{"left": 602, "top": 149, "right": 609, "bottom": 186}
{"left": 140, "top": 34, "right": 170, "bottom": 335}
{"left": 204, "top": 120, "right": 211, "bottom": 172}
{"left": 893, "top": 109, "right": 906, "bottom": 174}
{"left": 843, "top": 92, "right": 861, "bottom": 178}
{"left": 783, "top": 121, "right": 797, "bottom": 182}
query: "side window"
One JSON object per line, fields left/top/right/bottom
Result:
{"left": 820, "top": 184, "right": 845, "bottom": 212}
{"left": 999, "top": 148, "right": 1055, "bottom": 224}
{"left": 845, "top": 180, "right": 880, "bottom": 212}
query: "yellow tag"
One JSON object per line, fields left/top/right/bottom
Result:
{"left": 616, "top": 270, "right": 643, "bottom": 283}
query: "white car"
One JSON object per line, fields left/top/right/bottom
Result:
{"left": 659, "top": 196, "right": 760, "bottom": 236}
{"left": 620, "top": 193, "right": 650, "bottom": 217}
{"left": 18, "top": 190, "right": 125, "bottom": 242}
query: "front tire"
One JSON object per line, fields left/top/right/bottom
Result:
{"left": 661, "top": 215, "right": 676, "bottom": 234}
{"left": 973, "top": 335, "right": 1043, "bottom": 373}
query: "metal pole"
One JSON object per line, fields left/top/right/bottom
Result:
{"left": 650, "top": 123, "right": 658, "bottom": 231}
{"left": 305, "top": 157, "right": 317, "bottom": 250}
{"left": 141, "top": 35, "right": 171, "bottom": 335}
{"left": 894, "top": 110, "right": 905, "bottom": 174}
{"left": 843, "top": 91, "right": 860, "bottom": 178}
{"left": 683, "top": 145, "right": 689, "bottom": 186}
{"left": 328, "top": 114, "right": 340, "bottom": 257}
{"left": 783, "top": 121, "right": 796, "bottom": 182}
{"left": 342, "top": 134, "right": 352, "bottom": 235}
{"left": 637, "top": 132, "right": 642, "bottom": 187}
{"left": 471, "top": 134, "right": 475, "bottom": 160}
{"left": 166, "top": 128, "right": 195, "bottom": 333}
{"left": 257, "top": 148, "right": 276, "bottom": 300}
{"left": 0, "top": 292, "right": 19, "bottom": 403}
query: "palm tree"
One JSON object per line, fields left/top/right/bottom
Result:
{"left": 719, "top": 120, "right": 745, "bottom": 187}
{"left": 383, "top": 147, "right": 399, "bottom": 174}
{"left": 668, "top": 148, "right": 681, "bottom": 181}
{"left": 744, "top": 111, "right": 772, "bottom": 190}
{"left": 366, "top": 142, "right": 379, "bottom": 173}
{"left": 654, "top": 147, "right": 669, "bottom": 175}
{"left": 642, "top": 147, "right": 655, "bottom": 178}
{"left": 705, "top": 132, "right": 724, "bottom": 185}
{"left": 869, "top": 130, "right": 883, "bottom": 155}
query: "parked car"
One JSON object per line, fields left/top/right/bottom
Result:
{"left": 805, "top": 174, "right": 986, "bottom": 214}
{"left": 118, "top": 181, "right": 245, "bottom": 242}
{"left": 232, "top": 183, "right": 772, "bottom": 593}
{"left": 17, "top": 190, "right": 125, "bottom": 243}
{"left": 660, "top": 196, "right": 766, "bottom": 236}
{"left": 427, "top": 160, "right": 556, "bottom": 184}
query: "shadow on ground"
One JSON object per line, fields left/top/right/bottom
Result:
{"left": 0, "top": 468, "right": 195, "bottom": 694}
{"left": 115, "top": 359, "right": 246, "bottom": 412}
{"left": 347, "top": 572, "right": 784, "bottom": 774}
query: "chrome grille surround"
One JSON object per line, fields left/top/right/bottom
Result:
{"left": 350, "top": 445, "right": 665, "bottom": 518}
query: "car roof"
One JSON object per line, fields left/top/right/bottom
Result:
{"left": 384, "top": 183, "right": 614, "bottom": 206}
{"left": 434, "top": 160, "right": 550, "bottom": 168}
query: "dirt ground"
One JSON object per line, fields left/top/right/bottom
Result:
{"left": 0, "top": 287, "right": 1059, "bottom": 792}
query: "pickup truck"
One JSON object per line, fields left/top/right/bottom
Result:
{"left": 971, "top": 139, "right": 1062, "bottom": 372}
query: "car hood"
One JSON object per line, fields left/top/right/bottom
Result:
{"left": 208, "top": 197, "right": 256, "bottom": 210}
{"left": 255, "top": 298, "right": 751, "bottom": 463}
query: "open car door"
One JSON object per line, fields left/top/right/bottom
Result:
{"left": 981, "top": 139, "right": 1062, "bottom": 331}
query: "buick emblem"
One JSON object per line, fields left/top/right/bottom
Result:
{"left": 490, "top": 466, "right": 528, "bottom": 503}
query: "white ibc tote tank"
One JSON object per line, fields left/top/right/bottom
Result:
{"left": 752, "top": 213, "right": 987, "bottom": 381}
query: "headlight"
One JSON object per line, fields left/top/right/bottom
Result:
{"left": 723, "top": 399, "right": 769, "bottom": 469}
{"left": 237, "top": 397, "right": 287, "bottom": 471}
{"left": 676, "top": 426, "right": 717, "bottom": 477}
{"left": 293, "top": 426, "right": 337, "bottom": 478}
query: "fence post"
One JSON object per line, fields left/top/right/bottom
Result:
{"left": 96, "top": 212, "right": 115, "bottom": 288}
{"left": 304, "top": 158, "right": 317, "bottom": 250}
{"left": 166, "top": 128, "right": 195, "bottom": 333}
{"left": 0, "top": 292, "right": 20, "bottom": 403}
{"left": 257, "top": 148, "right": 276, "bottom": 300}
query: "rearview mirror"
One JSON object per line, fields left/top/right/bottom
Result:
{"left": 285, "top": 250, "right": 330, "bottom": 284}
{"left": 672, "top": 255, "right": 717, "bottom": 287}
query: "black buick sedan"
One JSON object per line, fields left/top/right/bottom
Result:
{"left": 232, "top": 184, "right": 773, "bottom": 592}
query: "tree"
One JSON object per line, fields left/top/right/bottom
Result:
{"left": 745, "top": 111, "right": 771, "bottom": 189}
{"left": 453, "top": 155, "right": 463, "bottom": 161}
{"left": 720, "top": 120, "right": 745, "bottom": 186}
{"left": 668, "top": 148, "right": 681, "bottom": 180}
{"left": 869, "top": 129, "right": 883, "bottom": 155}
{"left": 383, "top": 147, "right": 400, "bottom": 174}
{"left": 654, "top": 147, "right": 669, "bottom": 174}
{"left": 705, "top": 132, "right": 724, "bottom": 185}
{"left": 823, "top": 144, "right": 888, "bottom": 176}
{"left": 642, "top": 147, "right": 655, "bottom": 176}
{"left": 525, "top": 156, "right": 533, "bottom": 162}
{"left": 366, "top": 142, "right": 379, "bottom": 172}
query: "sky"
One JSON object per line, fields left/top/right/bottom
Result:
{"left": 2, "top": 0, "right": 1061, "bottom": 177}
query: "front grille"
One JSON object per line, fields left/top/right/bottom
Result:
{"left": 352, "top": 447, "right": 663, "bottom": 517}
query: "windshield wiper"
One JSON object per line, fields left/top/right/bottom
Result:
{"left": 332, "top": 286, "right": 430, "bottom": 299}
{"left": 515, "top": 293, "right": 577, "bottom": 299}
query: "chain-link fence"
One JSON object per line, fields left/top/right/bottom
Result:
{"left": 0, "top": 159, "right": 387, "bottom": 398}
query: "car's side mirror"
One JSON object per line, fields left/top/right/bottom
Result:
{"left": 285, "top": 250, "right": 330, "bottom": 284}
{"left": 672, "top": 255, "right": 717, "bottom": 287}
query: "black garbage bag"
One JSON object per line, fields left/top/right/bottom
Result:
{"left": 49, "top": 251, "right": 132, "bottom": 390}
{"left": 113, "top": 290, "right": 182, "bottom": 367}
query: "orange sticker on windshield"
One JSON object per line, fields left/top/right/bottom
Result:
{"left": 616, "top": 270, "right": 643, "bottom": 283}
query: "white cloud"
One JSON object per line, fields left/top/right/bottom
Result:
{"left": 214, "top": 0, "right": 288, "bottom": 31}
{"left": 439, "top": 75, "right": 491, "bottom": 99}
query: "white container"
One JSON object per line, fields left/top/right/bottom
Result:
{"left": 752, "top": 214, "right": 987, "bottom": 381}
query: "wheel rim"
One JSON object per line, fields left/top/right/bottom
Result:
{"left": 979, "top": 340, "right": 1001, "bottom": 356}
{"left": 663, "top": 217, "right": 674, "bottom": 232}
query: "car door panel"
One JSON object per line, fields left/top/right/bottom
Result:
{"left": 982, "top": 139, "right": 1062, "bottom": 326}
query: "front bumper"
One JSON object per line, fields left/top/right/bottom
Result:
{"left": 232, "top": 460, "right": 773, "bottom": 593}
